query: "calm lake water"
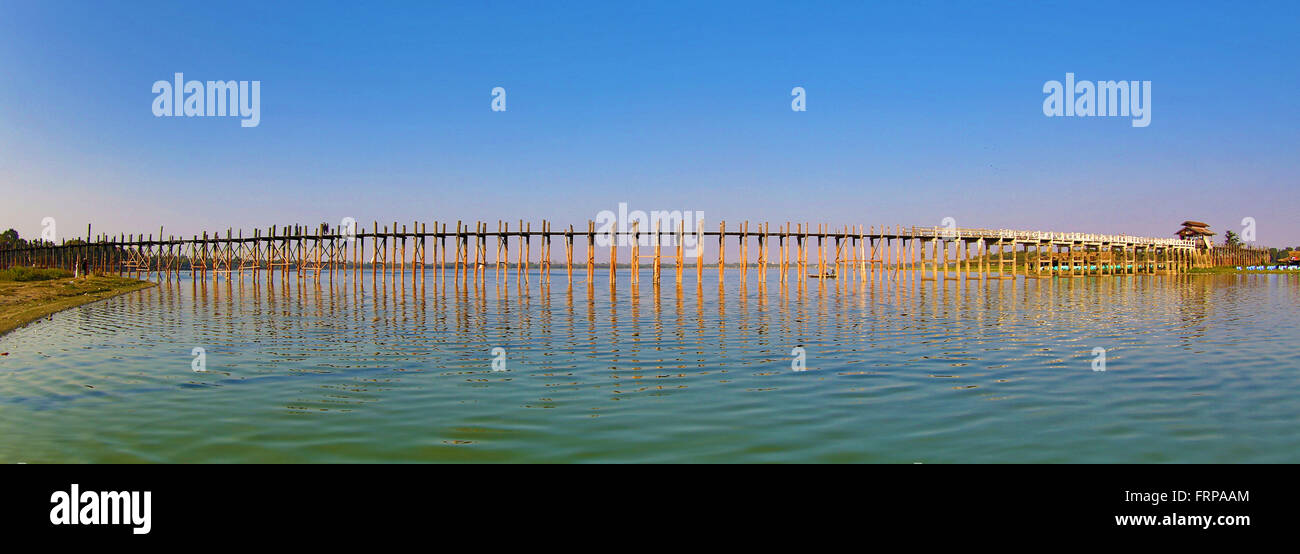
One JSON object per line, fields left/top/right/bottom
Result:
{"left": 1, "top": 270, "right": 1297, "bottom": 463}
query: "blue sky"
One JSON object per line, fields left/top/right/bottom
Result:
{"left": 2, "top": 1, "right": 1297, "bottom": 246}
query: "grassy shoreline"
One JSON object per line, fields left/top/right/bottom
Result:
{"left": 0, "top": 272, "right": 155, "bottom": 336}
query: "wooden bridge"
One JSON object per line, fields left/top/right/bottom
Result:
{"left": 0, "top": 220, "right": 1272, "bottom": 289}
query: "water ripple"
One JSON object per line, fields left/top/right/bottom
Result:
{"left": 0, "top": 271, "right": 1296, "bottom": 462}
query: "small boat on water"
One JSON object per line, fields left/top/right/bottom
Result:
{"left": 808, "top": 269, "right": 837, "bottom": 279}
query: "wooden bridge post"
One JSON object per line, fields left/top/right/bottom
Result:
{"left": 891, "top": 229, "right": 899, "bottom": 286}
{"left": 562, "top": 224, "right": 572, "bottom": 286}
{"left": 255, "top": 228, "right": 263, "bottom": 283}
{"left": 501, "top": 221, "right": 510, "bottom": 288}
{"left": 1010, "top": 239, "right": 1019, "bottom": 279}
{"left": 878, "top": 227, "right": 889, "bottom": 283}
{"left": 883, "top": 226, "right": 891, "bottom": 282}
{"left": 452, "top": 221, "right": 462, "bottom": 287}
{"left": 696, "top": 221, "right": 704, "bottom": 285}
{"left": 1048, "top": 242, "right": 1056, "bottom": 277}
{"left": 857, "top": 226, "right": 866, "bottom": 283}
{"left": 652, "top": 219, "right": 662, "bottom": 286}
{"left": 909, "top": 228, "right": 920, "bottom": 286}
{"left": 949, "top": 237, "right": 957, "bottom": 281}
{"left": 544, "top": 220, "right": 553, "bottom": 284}
{"left": 1050, "top": 243, "right": 1058, "bottom": 277}
{"left": 896, "top": 226, "right": 904, "bottom": 282}
{"left": 524, "top": 221, "right": 536, "bottom": 286}
{"left": 586, "top": 221, "right": 594, "bottom": 285}
{"left": 718, "top": 221, "right": 725, "bottom": 284}
{"left": 1075, "top": 242, "right": 1083, "bottom": 277}
{"left": 1058, "top": 243, "right": 1066, "bottom": 277}
{"left": 607, "top": 219, "right": 615, "bottom": 287}
{"left": 470, "top": 222, "right": 480, "bottom": 286}
{"left": 929, "top": 236, "right": 938, "bottom": 282}
{"left": 198, "top": 231, "right": 206, "bottom": 280}
{"left": 1075, "top": 242, "right": 1083, "bottom": 276}
{"left": 468, "top": 222, "right": 478, "bottom": 287}
{"left": 882, "top": 227, "right": 890, "bottom": 283}
{"left": 308, "top": 226, "right": 317, "bottom": 282}
{"left": 919, "top": 235, "right": 929, "bottom": 281}
{"left": 967, "top": 238, "right": 977, "bottom": 280}
{"left": 959, "top": 238, "right": 969, "bottom": 280}
{"left": 743, "top": 222, "right": 752, "bottom": 282}
{"left": 676, "top": 220, "right": 685, "bottom": 287}
{"left": 1064, "top": 243, "right": 1072, "bottom": 277}
{"left": 352, "top": 224, "right": 360, "bottom": 284}
{"left": 651, "top": 218, "right": 660, "bottom": 285}
{"left": 387, "top": 221, "right": 397, "bottom": 287}
{"left": 630, "top": 219, "right": 639, "bottom": 284}
{"left": 1050, "top": 242, "right": 1058, "bottom": 277}
{"left": 792, "top": 223, "right": 800, "bottom": 285}
{"left": 439, "top": 223, "right": 447, "bottom": 291}
{"left": 1034, "top": 241, "right": 1045, "bottom": 277}
{"left": 1030, "top": 242, "right": 1038, "bottom": 278}
{"left": 940, "top": 237, "right": 949, "bottom": 281}
{"left": 815, "top": 224, "right": 824, "bottom": 280}
{"left": 804, "top": 223, "right": 812, "bottom": 285}
{"left": 775, "top": 224, "right": 782, "bottom": 284}
{"left": 994, "top": 238, "right": 1003, "bottom": 278}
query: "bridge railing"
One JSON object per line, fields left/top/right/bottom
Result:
{"left": 905, "top": 226, "right": 1197, "bottom": 247}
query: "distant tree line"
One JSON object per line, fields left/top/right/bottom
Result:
{"left": 1, "top": 228, "right": 88, "bottom": 250}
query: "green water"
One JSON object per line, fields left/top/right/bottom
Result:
{"left": 1, "top": 270, "right": 1296, "bottom": 462}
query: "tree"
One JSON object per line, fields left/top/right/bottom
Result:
{"left": 1224, "top": 230, "right": 1241, "bottom": 247}
{"left": 0, "top": 228, "right": 22, "bottom": 249}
